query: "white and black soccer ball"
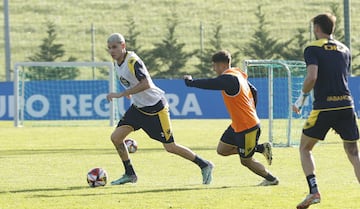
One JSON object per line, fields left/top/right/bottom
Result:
{"left": 87, "top": 167, "right": 108, "bottom": 187}
{"left": 125, "top": 138, "right": 138, "bottom": 153}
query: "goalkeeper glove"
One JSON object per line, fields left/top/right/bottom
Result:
{"left": 294, "top": 91, "right": 310, "bottom": 111}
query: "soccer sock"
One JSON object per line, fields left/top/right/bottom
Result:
{"left": 193, "top": 155, "right": 209, "bottom": 169}
{"left": 264, "top": 173, "right": 277, "bottom": 181}
{"left": 306, "top": 174, "right": 319, "bottom": 194}
{"left": 123, "top": 160, "right": 136, "bottom": 176}
{"left": 255, "top": 144, "right": 264, "bottom": 153}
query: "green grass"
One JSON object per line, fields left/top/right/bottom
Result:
{"left": 1, "top": 119, "right": 359, "bottom": 209}
{"left": 1, "top": 0, "right": 360, "bottom": 80}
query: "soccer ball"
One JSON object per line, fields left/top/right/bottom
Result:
{"left": 87, "top": 167, "right": 108, "bottom": 187}
{"left": 125, "top": 138, "right": 138, "bottom": 153}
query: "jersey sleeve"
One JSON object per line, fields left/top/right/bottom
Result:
{"left": 128, "top": 57, "right": 147, "bottom": 81}
{"left": 134, "top": 61, "right": 147, "bottom": 81}
{"left": 304, "top": 46, "right": 318, "bottom": 66}
{"left": 185, "top": 74, "right": 239, "bottom": 95}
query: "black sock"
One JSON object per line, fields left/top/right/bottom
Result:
{"left": 193, "top": 155, "right": 209, "bottom": 169}
{"left": 306, "top": 174, "right": 318, "bottom": 194}
{"left": 123, "top": 160, "right": 136, "bottom": 176}
{"left": 265, "top": 173, "right": 276, "bottom": 181}
{"left": 255, "top": 144, "right": 264, "bottom": 153}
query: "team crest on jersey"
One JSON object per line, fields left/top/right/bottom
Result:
{"left": 119, "top": 76, "right": 131, "bottom": 87}
{"left": 161, "top": 129, "right": 173, "bottom": 140}
{"left": 166, "top": 129, "right": 172, "bottom": 136}
{"left": 129, "top": 58, "right": 136, "bottom": 65}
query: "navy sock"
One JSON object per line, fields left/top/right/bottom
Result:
{"left": 193, "top": 155, "right": 209, "bottom": 169}
{"left": 306, "top": 174, "right": 319, "bottom": 194}
{"left": 255, "top": 144, "right": 264, "bottom": 153}
{"left": 123, "top": 160, "right": 136, "bottom": 176}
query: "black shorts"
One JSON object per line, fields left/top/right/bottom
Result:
{"left": 303, "top": 107, "right": 359, "bottom": 141}
{"left": 117, "top": 103, "right": 174, "bottom": 144}
{"left": 220, "top": 125, "right": 260, "bottom": 158}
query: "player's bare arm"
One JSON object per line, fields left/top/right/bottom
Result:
{"left": 302, "top": 65, "right": 318, "bottom": 93}
{"left": 106, "top": 78, "right": 150, "bottom": 102}
{"left": 292, "top": 65, "right": 318, "bottom": 114}
{"left": 124, "top": 77, "right": 151, "bottom": 96}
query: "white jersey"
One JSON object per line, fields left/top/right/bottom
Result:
{"left": 114, "top": 51, "right": 166, "bottom": 108}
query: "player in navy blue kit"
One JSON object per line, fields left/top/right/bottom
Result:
{"left": 293, "top": 13, "right": 360, "bottom": 209}
{"left": 106, "top": 33, "right": 213, "bottom": 185}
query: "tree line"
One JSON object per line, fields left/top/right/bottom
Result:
{"left": 26, "top": 4, "right": 359, "bottom": 80}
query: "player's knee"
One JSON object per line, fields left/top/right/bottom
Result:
{"left": 299, "top": 142, "right": 314, "bottom": 153}
{"left": 164, "top": 144, "right": 177, "bottom": 154}
{"left": 217, "top": 146, "right": 236, "bottom": 156}
{"left": 217, "top": 149, "right": 228, "bottom": 156}
{"left": 110, "top": 133, "right": 122, "bottom": 145}
{"left": 344, "top": 142, "right": 359, "bottom": 156}
{"left": 240, "top": 158, "right": 252, "bottom": 167}
{"left": 165, "top": 147, "right": 176, "bottom": 154}
{"left": 110, "top": 134, "right": 116, "bottom": 143}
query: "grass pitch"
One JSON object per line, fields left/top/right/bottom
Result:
{"left": 0, "top": 120, "right": 359, "bottom": 209}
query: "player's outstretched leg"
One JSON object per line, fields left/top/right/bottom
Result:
{"left": 240, "top": 157, "right": 279, "bottom": 186}
{"left": 111, "top": 159, "right": 137, "bottom": 185}
{"left": 257, "top": 177, "right": 279, "bottom": 186}
{"left": 262, "top": 142, "right": 273, "bottom": 165}
{"left": 163, "top": 142, "right": 214, "bottom": 185}
{"left": 296, "top": 192, "right": 321, "bottom": 209}
{"left": 201, "top": 161, "right": 214, "bottom": 184}
{"left": 111, "top": 173, "right": 138, "bottom": 185}
{"left": 255, "top": 142, "right": 273, "bottom": 165}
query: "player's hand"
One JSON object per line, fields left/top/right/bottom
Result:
{"left": 293, "top": 91, "right": 310, "bottom": 114}
{"left": 184, "top": 75, "right": 193, "bottom": 80}
{"left": 292, "top": 104, "right": 301, "bottom": 114}
{"left": 184, "top": 75, "right": 193, "bottom": 86}
{"left": 106, "top": 92, "right": 119, "bottom": 102}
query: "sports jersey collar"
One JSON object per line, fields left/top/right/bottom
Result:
{"left": 308, "top": 39, "right": 328, "bottom": 47}
{"left": 223, "top": 68, "right": 248, "bottom": 79}
{"left": 222, "top": 67, "right": 242, "bottom": 74}
{"left": 117, "top": 51, "right": 128, "bottom": 66}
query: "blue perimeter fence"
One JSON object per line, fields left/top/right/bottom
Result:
{"left": 1, "top": 78, "right": 360, "bottom": 120}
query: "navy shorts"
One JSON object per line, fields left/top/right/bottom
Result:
{"left": 303, "top": 107, "right": 359, "bottom": 141}
{"left": 117, "top": 103, "right": 174, "bottom": 144}
{"left": 220, "top": 125, "right": 260, "bottom": 158}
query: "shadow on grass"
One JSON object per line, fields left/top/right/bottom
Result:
{"left": 0, "top": 146, "right": 216, "bottom": 156}
{"left": 21, "top": 185, "right": 243, "bottom": 198}
{"left": 1, "top": 186, "right": 87, "bottom": 194}
{"left": 3, "top": 184, "right": 241, "bottom": 195}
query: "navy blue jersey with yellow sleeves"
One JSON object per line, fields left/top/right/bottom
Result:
{"left": 304, "top": 38, "right": 353, "bottom": 109}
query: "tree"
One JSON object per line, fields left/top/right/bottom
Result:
{"left": 330, "top": 3, "right": 345, "bottom": 42}
{"left": 195, "top": 23, "right": 222, "bottom": 77}
{"left": 145, "top": 14, "right": 196, "bottom": 78}
{"left": 280, "top": 28, "right": 307, "bottom": 61}
{"left": 195, "top": 23, "right": 241, "bottom": 78}
{"left": 99, "top": 17, "right": 143, "bottom": 78}
{"left": 242, "top": 5, "right": 283, "bottom": 60}
{"left": 241, "top": 5, "right": 285, "bottom": 78}
{"left": 329, "top": 3, "right": 360, "bottom": 76}
{"left": 27, "top": 21, "right": 78, "bottom": 80}
{"left": 124, "top": 17, "right": 142, "bottom": 53}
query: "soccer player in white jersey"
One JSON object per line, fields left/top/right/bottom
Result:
{"left": 106, "top": 33, "right": 213, "bottom": 185}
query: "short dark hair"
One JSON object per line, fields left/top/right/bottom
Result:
{"left": 212, "top": 50, "right": 231, "bottom": 64}
{"left": 312, "top": 13, "right": 336, "bottom": 35}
